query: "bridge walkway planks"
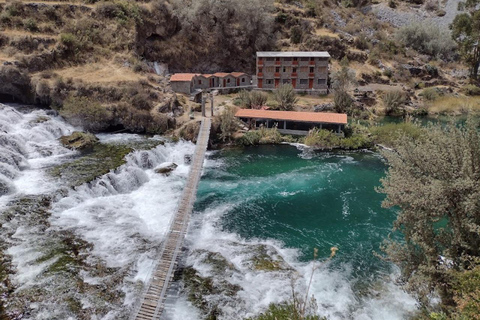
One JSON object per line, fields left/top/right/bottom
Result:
{"left": 132, "top": 117, "right": 211, "bottom": 320}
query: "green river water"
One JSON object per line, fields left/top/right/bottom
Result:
{"left": 196, "top": 145, "right": 397, "bottom": 281}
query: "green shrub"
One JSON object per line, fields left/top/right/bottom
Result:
{"left": 341, "top": 134, "right": 373, "bottom": 149}
{"left": 219, "top": 106, "right": 237, "bottom": 141}
{"left": 304, "top": 128, "right": 341, "bottom": 148}
{"left": 238, "top": 127, "right": 282, "bottom": 145}
{"left": 61, "top": 96, "right": 112, "bottom": 132}
{"left": 462, "top": 84, "right": 480, "bottom": 96}
{"left": 239, "top": 130, "right": 262, "bottom": 145}
{"left": 238, "top": 90, "right": 268, "bottom": 109}
{"left": 395, "top": 22, "right": 456, "bottom": 59}
{"left": 370, "top": 122, "right": 424, "bottom": 147}
{"left": 383, "top": 68, "right": 393, "bottom": 78}
{"left": 273, "top": 84, "right": 298, "bottom": 111}
{"left": 6, "top": 1, "right": 23, "bottom": 16}
{"left": 24, "top": 18, "right": 38, "bottom": 32}
{"left": 383, "top": 90, "right": 406, "bottom": 116}
{"left": 421, "top": 87, "right": 440, "bottom": 101}
{"left": 333, "top": 90, "right": 353, "bottom": 113}
{"left": 59, "top": 33, "right": 80, "bottom": 55}
{"left": 246, "top": 303, "right": 325, "bottom": 320}
{"left": 290, "top": 25, "right": 303, "bottom": 44}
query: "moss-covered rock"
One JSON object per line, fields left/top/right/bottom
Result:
{"left": 50, "top": 143, "right": 133, "bottom": 186}
{"left": 181, "top": 266, "right": 240, "bottom": 319}
{"left": 154, "top": 162, "right": 178, "bottom": 175}
{"left": 249, "top": 244, "right": 292, "bottom": 272}
{"left": 59, "top": 131, "right": 99, "bottom": 150}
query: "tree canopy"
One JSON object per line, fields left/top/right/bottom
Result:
{"left": 451, "top": 0, "right": 480, "bottom": 79}
{"left": 379, "top": 119, "right": 480, "bottom": 312}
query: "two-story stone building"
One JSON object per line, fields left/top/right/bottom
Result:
{"left": 256, "top": 52, "right": 330, "bottom": 93}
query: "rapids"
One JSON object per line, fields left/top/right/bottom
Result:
{"left": 0, "top": 104, "right": 417, "bottom": 320}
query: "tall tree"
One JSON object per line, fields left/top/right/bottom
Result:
{"left": 379, "top": 119, "right": 480, "bottom": 309}
{"left": 331, "top": 57, "right": 356, "bottom": 113}
{"left": 451, "top": 0, "right": 480, "bottom": 79}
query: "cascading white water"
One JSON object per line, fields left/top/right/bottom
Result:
{"left": 0, "top": 104, "right": 196, "bottom": 319}
{"left": 1, "top": 103, "right": 417, "bottom": 320}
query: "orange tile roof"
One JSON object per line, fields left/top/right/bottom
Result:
{"left": 230, "top": 72, "right": 246, "bottom": 77}
{"left": 235, "top": 109, "right": 347, "bottom": 124}
{"left": 201, "top": 74, "right": 215, "bottom": 78}
{"left": 170, "top": 73, "right": 199, "bottom": 82}
{"left": 213, "top": 72, "right": 231, "bottom": 78}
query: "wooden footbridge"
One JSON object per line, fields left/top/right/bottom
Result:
{"left": 131, "top": 117, "right": 211, "bottom": 320}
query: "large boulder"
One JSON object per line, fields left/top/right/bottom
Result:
{"left": 0, "top": 66, "right": 34, "bottom": 103}
{"left": 59, "top": 131, "right": 99, "bottom": 150}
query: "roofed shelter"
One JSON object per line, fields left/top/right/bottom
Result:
{"left": 235, "top": 109, "right": 347, "bottom": 136}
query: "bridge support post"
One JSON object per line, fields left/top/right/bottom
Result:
{"left": 201, "top": 96, "right": 206, "bottom": 117}
{"left": 210, "top": 93, "right": 214, "bottom": 117}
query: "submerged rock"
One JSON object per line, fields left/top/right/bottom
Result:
{"left": 247, "top": 244, "right": 292, "bottom": 272}
{"left": 59, "top": 131, "right": 99, "bottom": 150}
{"left": 154, "top": 162, "right": 178, "bottom": 175}
{"left": 50, "top": 143, "right": 133, "bottom": 187}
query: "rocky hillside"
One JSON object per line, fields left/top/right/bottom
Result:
{"left": 0, "top": 0, "right": 478, "bottom": 133}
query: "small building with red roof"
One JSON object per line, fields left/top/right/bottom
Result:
{"left": 170, "top": 72, "right": 252, "bottom": 94}
{"left": 170, "top": 73, "right": 199, "bottom": 94}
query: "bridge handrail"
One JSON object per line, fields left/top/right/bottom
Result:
{"left": 130, "top": 118, "right": 211, "bottom": 320}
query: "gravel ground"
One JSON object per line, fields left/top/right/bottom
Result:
{"left": 371, "top": 0, "right": 462, "bottom": 28}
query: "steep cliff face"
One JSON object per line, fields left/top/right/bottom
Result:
{"left": 137, "top": 0, "right": 276, "bottom": 73}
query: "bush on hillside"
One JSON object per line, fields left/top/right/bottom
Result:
{"left": 273, "top": 84, "right": 298, "bottom": 111}
{"left": 383, "top": 90, "right": 406, "bottom": 116}
{"left": 219, "top": 106, "right": 238, "bottom": 141}
{"left": 238, "top": 90, "right": 268, "bottom": 109}
{"left": 395, "top": 22, "right": 457, "bottom": 60}
{"left": 462, "top": 84, "right": 480, "bottom": 96}
{"left": 333, "top": 90, "right": 353, "bottom": 114}
{"left": 61, "top": 96, "right": 113, "bottom": 132}
{"left": 421, "top": 87, "right": 440, "bottom": 101}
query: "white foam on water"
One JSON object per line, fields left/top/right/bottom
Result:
{"left": 175, "top": 155, "right": 419, "bottom": 320}
{"left": 0, "top": 104, "right": 200, "bottom": 318}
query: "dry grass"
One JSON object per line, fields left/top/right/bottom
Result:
{"left": 0, "top": 0, "right": 93, "bottom": 6}
{"left": 427, "top": 96, "right": 480, "bottom": 115}
{"left": 1, "top": 29, "right": 57, "bottom": 38}
{"left": 52, "top": 61, "right": 145, "bottom": 84}
{"left": 314, "top": 28, "right": 339, "bottom": 38}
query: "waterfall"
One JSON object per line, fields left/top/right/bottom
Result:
{"left": 0, "top": 104, "right": 196, "bottom": 319}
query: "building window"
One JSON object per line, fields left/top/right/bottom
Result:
{"left": 276, "top": 57, "right": 280, "bottom": 61}
{"left": 275, "top": 67, "right": 280, "bottom": 73}
{"left": 282, "top": 79, "right": 291, "bottom": 84}
{"left": 266, "top": 66, "right": 274, "bottom": 72}
{"left": 318, "top": 67, "right": 327, "bottom": 73}
{"left": 293, "top": 67, "right": 297, "bottom": 73}
{"left": 293, "top": 57, "right": 298, "bottom": 61}
{"left": 299, "top": 79, "right": 308, "bottom": 84}
{"left": 242, "top": 78, "right": 245, "bottom": 82}
{"left": 266, "top": 57, "right": 274, "bottom": 61}
{"left": 310, "top": 67, "right": 314, "bottom": 73}
{"left": 227, "top": 78, "right": 231, "bottom": 83}
{"left": 198, "top": 80, "right": 202, "bottom": 85}
{"left": 310, "top": 57, "right": 315, "bottom": 61}
{"left": 299, "top": 66, "right": 308, "bottom": 73}
{"left": 283, "top": 66, "right": 286, "bottom": 72}
{"left": 284, "top": 57, "right": 292, "bottom": 61}
{"left": 266, "top": 79, "right": 274, "bottom": 84}
{"left": 300, "top": 57, "right": 309, "bottom": 61}
{"left": 258, "top": 68, "right": 263, "bottom": 73}
{"left": 318, "top": 79, "right": 326, "bottom": 84}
